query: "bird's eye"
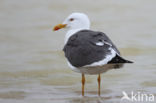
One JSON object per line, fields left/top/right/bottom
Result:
{"left": 69, "top": 18, "right": 74, "bottom": 21}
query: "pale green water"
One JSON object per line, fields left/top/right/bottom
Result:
{"left": 0, "top": 0, "right": 156, "bottom": 103}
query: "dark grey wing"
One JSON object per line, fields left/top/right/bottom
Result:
{"left": 93, "top": 31, "right": 120, "bottom": 55}
{"left": 89, "top": 31, "right": 133, "bottom": 64}
{"left": 63, "top": 30, "right": 119, "bottom": 67}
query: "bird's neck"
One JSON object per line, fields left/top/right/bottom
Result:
{"left": 64, "top": 28, "right": 89, "bottom": 44}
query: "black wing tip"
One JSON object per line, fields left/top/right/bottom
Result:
{"left": 125, "top": 60, "right": 134, "bottom": 63}
{"left": 108, "top": 55, "right": 134, "bottom": 64}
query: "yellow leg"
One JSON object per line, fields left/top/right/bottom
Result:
{"left": 97, "top": 74, "right": 101, "bottom": 96}
{"left": 82, "top": 74, "right": 85, "bottom": 96}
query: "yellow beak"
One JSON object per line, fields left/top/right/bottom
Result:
{"left": 53, "top": 24, "right": 67, "bottom": 31}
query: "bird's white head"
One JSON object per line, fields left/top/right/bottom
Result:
{"left": 53, "top": 13, "right": 90, "bottom": 31}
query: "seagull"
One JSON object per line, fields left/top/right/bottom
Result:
{"left": 53, "top": 12, "right": 133, "bottom": 96}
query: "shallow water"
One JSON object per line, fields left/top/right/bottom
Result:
{"left": 0, "top": 0, "right": 156, "bottom": 103}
